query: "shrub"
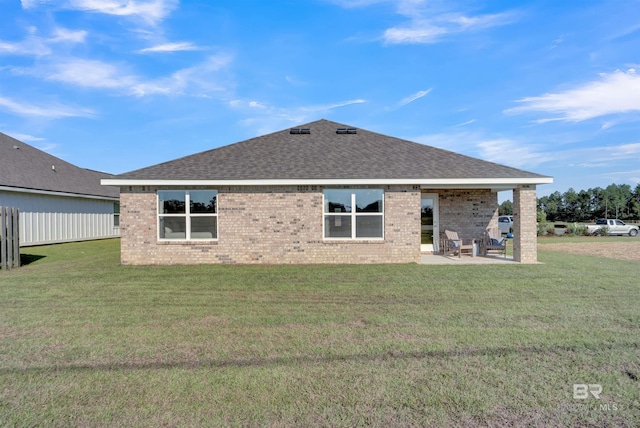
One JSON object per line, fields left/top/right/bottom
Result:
{"left": 546, "top": 224, "right": 556, "bottom": 236}
{"left": 537, "top": 222, "right": 547, "bottom": 236}
{"left": 567, "top": 223, "right": 588, "bottom": 236}
{"left": 537, "top": 210, "right": 547, "bottom": 223}
{"left": 595, "top": 225, "right": 610, "bottom": 236}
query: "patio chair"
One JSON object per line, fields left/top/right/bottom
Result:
{"left": 443, "top": 230, "right": 475, "bottom": 258}
{"left": 480, "top": 227, "right": 508, "bottom": 258}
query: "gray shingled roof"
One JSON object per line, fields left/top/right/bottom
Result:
{"left": 0, "top": 132, "right": 119, "bottom": 199}
{"left": 115, "top": 119, "right": 550, "bottom": 181}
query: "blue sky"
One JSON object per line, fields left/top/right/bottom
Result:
{"left": 1, "top": 0, "right": 639, "bottom": 199}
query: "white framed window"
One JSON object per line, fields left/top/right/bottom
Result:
{"left": 323, "top": 189, "right": 384, "bottom": 239}
{"left": 158, "top": 190, "right": 217, "bottom": 240}
{"left": 113, "top": 202, "right": 120, "bottom": 227}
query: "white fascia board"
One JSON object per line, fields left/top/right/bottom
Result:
{"left": 0, "top": 185, "right": 119, "bottom": 201}
{"left": 102, "top": 177, "right": 553, "bottom": 187}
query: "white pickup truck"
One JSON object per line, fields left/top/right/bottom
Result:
{"left": 586, "top": 219, "right": 639, "bottom": 236}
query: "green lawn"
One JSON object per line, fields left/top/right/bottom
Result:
{"left": 1, "top": 239, "right": 638, "bottom": 426}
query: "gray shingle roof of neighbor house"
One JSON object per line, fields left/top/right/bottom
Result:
{"left": 109, "top": 119, "right": 552, "bottom": 183}
{"left": 0, "top": 132, "right": 119, "bottom": 199}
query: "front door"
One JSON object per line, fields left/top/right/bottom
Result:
{"left": 421, "top": 193, "right": 439, "bottom": 253}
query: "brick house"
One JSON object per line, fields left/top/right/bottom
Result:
{"left": 102, "top": 119, "right": 552, "bottom": 265}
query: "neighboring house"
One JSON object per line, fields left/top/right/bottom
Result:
{"left": 0, "top": 132, "right": 120, "bottom": 246}
{"left": 102, "top": 119, "right": 552, "bottom": 265}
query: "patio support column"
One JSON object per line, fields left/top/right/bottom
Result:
{"left": 513, "top": 184, "right": 537, "bottom": 263}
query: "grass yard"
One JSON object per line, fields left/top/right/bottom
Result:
{"left": 1, "top": 239, "right": 639, "bottom": 427}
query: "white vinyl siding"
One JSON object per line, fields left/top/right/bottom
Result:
{"left": 0, "top": 190, "right": 119, "bottom": 246}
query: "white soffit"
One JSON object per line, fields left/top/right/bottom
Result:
{"left": 102, "top": 177, "right": 553, "bottom": 187}
{"left": 1, "top": 185, "right": 119, "bottom": 201}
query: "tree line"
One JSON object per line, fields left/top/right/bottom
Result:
{"left": 499, "top": 183, "right": 640, "bottom": 222}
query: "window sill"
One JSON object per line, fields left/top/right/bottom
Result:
{"left": 323, "top": 239, "right": 385, "bottom": 244}
{"left": 157, "top": 240, "right": 218, "bottom": 245}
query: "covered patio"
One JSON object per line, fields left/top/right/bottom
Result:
{"left": 420, "top": 184, "right": 544, "bottom": 264}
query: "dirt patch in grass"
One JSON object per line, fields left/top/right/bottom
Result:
{"left": 539, "top": 240, "right": 640, "bottom": 261}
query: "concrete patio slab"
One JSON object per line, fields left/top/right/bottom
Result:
{"left": 421, "top": 254, "right": 516, "bottom": 264}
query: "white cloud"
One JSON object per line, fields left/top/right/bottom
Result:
{"left": 130, "top": 54, "right": 234, "bottom": 96}
{"left": 137, "top": 42, "right": 202, "bottom": 53}
{"left": 7, "top": 54, "right": 234, "bottom": 98}
{"left": 232, "top": 98, "right": 366, "bottom": 116}
{"left": 384, "top": 11, "right": 516, "bottom": 44}
{"left": 379, "top": 0, "right": 518, "bottom": 44}
{"left": 232, "top": 99, "right": 368, "bottom": 135}
{"left": 21, "top": 0, "right": 178, "bottom": 25}
{"left": 452, "top": 119, "right": 476, "bottom": 127}
{"left": 396, "top": 88, "right": 432, "bottom": 108}
{"left": 311, "top": 99, "right": 367, "bottom": 110}
{"left": 248, "top": 101, "right": 267, "bottom": 109}
{"left": 7, "top": 133, "right": 45, "bottom": 142}
{"left": 0, "top": 39, "right": 48, "bottom": 56}
{"left": 0, "top": 95, "right": 93, "bottom": 119}
{"left": 413, "top": 131, "right": 553, "bottom": 169}
{"left": 329, "top": 0, "right": 518, "bottom": 44}
{"left": 284, "top": 75, "right": 306, "bottom": 86}
{"left": 601, "top": 169, "right": 640, "bottom": 184}
{"left": 505, "top": 69, "right": 640, "bottom": 122}
{"left": 326, "top": 0, "right": 388, "bottom": 8}
{"left": 384, "top": 25, "right": 446, "bottom": 44}
{"left": 35, "top": 143, "right": 58, "bottom": 152}
{"left": 611, "top": 142, "right": 640, "bottom": 157}
{"left": 49, "top": 27, "right": 88, "bottom": 43}
{"left": 45, "top": 58, "right": 138, "bottom": 89}
{"left": 576, "top": 162, "right": 610, "bottom": 168}
{"left": 476, "top": 139, "right": 555, "bottom": 168}
{"left": 543, "top": 140, "right": 640, "bottom": 171}
{"left": 0, "top": 26, "right": 86, "bottom": 56}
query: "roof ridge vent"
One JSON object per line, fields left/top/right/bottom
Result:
{"left": 290, "top": 128, "right": 311, "bottom": 134}
{"left": 336, "top": 128, "right": 357, "bottom": 134}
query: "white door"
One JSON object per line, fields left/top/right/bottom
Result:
{"left": 421, "top": 193, "right": 439, "bottom": 253}
{"left": 611, "top": 220, "right": 625, "bottom": 234}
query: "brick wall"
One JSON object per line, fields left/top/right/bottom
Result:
{"left": 119, "top": 185, "right": 421, "bottom": 265}
{"left": 431, "top": 189, "right": 499, "bottom": 245}
{"left": 513, "top": 185, "right": 537, "bottom": 263}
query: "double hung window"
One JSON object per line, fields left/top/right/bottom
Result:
{"left": 113, "top": 202, "right": 120, "bottom": 227}
{"left": 158, "top": 190, "right": 217, "bottom": 240}
{"left": 323, "top": 189, "right": 384, "bottom": 239}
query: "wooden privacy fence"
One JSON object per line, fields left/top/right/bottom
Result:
{"left": 1, "top": 206, "right": 20, "bottom": 269}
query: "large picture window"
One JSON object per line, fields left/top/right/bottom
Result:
{"left": 323, "top": 189, "right": 384, "bottom": 239}
{"left": 158, "top": 190, "right": 217, "bottom": 240}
